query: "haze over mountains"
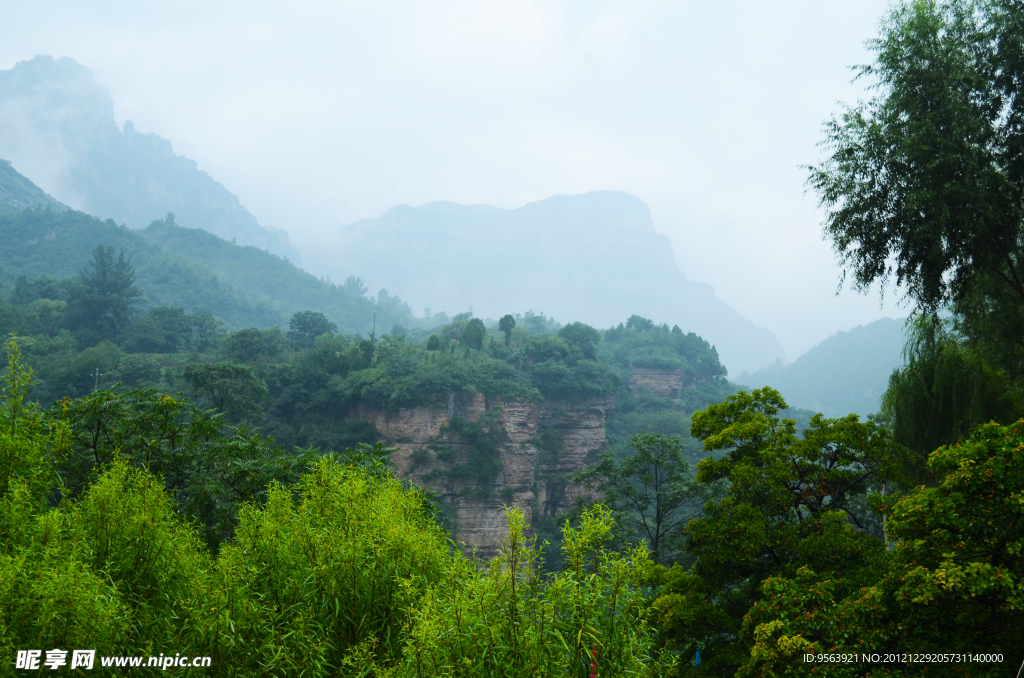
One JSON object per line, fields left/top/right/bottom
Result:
{"left": 0, "top": 56, "right": 299, "bottom": 261}
{"left": 2, "top": 132, "right": 904, "bottom": 420}
{"left": 0, "top": 158, "right": 67, "bottom": 214}
{"left": 2, "top": 54, "right": 792, "bottom": 374}
{"left": 315, "top": 193, "right": 788, "bottom": 375}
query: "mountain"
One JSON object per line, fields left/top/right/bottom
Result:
{"left": 0, "top": 55, "right": 299, "bottom": 262}
{"left": 0, "top": 158, "right": 68, "bottom": 214}
{"left": 736, "top": 317, "right": 907, "bottom": 418}
{"left": 0, "top": 162, "right": 414, "bottom": 335}
{"left": 314, "top": 191, "right": 787, "bottom": 375}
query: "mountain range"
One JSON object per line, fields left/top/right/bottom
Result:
{"left": 315, "top": 193, "right": 788, "bottom": 375}
{"left": 4, "top": 54, "right": 794, "bottom": 375}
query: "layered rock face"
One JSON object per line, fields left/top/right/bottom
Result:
{"left": 356, "top": 393, "right": 612, "bottom": 560}
{"left": 627, "top": 367, "right": 685, "bottom": 400}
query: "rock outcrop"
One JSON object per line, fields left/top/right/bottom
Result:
{"left": 355, "top": 393, "right": 612, "bottom": 560}
{"left": 627, "top": 367, "right": 685, "bottom": 400}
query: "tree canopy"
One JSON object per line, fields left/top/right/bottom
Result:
{"left": 654, "top": 388, "right": 911, "bottom": 675}
{"left": 811, "top": 0, "right": 1024, "bottom": 452}
{"left": 71, "top": 245, "right": 142, "bottom": 339}
{"left": 809, "top": 0, "right": 1024, "bottom": 314}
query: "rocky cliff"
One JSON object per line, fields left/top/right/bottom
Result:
{"left": 355, "top": 392, "right": 612, "bottom": 560}
{"left": 627, "top": 367, "right": 685, "bottom": 400}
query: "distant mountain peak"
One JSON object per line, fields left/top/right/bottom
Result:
{"left": 316, "top": 191, "right": 786, "bottom": 375}
{"left": 0, "top": 55, "right": 300, "bottom": 263}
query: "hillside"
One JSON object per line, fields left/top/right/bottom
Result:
{"left": 0, "top": 165, "right": 417, "bottom": 336}
{"left": 314, "top": 192, "right": 787, "bottom": 376}
{"left": 0, "top": 159, "right": 68, "bottom": 215}
{"left": 736, "top": 317, "right": 906, "bottom": 418}
{"left": 0, "top": 55, "right": 299, "bottom": 261}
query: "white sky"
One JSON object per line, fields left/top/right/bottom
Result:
{"left": 1, "top": 0, "right": 906, "bottom": 360}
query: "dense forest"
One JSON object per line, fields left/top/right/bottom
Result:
{"left": 4, "top": 0, "right": 1024, "bottom": 676}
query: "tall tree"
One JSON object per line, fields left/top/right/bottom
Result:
{"left": 462, "top": 318, "right": 486, "bottom": 350}
{"left": 289, "top": 310, "right": 337, "bottom": 350}
{"left": 498, "top": 314, "right": 516, "bottom": 345}
{"left": 809, "top": 0, "right": 1024, "bottom": 448}
{"left": 183, "top": 360, "right": 268, "bottom": 424}
{"left": 809, "top": 0, "right": 1024, "bottom": 314}
{"left": 881, "top": 315, "right": 1022, "bottom": 456}
{"left": 558, "top": 322, "right": 600, "bottom": 359}
{"left": 739, "top": 417, "right": 1024, "bottom": 674}
{"left": 72, "top": 245, "right": 142, "bottom": 339}
{"left": 654, "top": 388, "right": 910, "bottom": 675}
{"left": 575, "top": 431, "right": 709, "bottom": 565}
{"left": 221, "top": 328, "right": 270, "bottom": 364}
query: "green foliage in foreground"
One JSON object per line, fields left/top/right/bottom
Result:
{"left": 740, "top": 418, "right": 1024, "bottom": 677}
{"left": 643, "top": 387, "right": 1023, "bottom": 676}
{"left": 51, "top": 384, "right": 313, "bottom": 549}
{"left": 0, "top": 344, "right": 670, "bottom": 677}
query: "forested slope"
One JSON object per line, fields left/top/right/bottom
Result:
{"left": 0, "top": 159, "right": 68, "bottom": 215}
{"left": 141, "top": 217, "right": 415, "bottom": 336}
{"left": 0, "top": 208, "right": 417, "bottom": 336}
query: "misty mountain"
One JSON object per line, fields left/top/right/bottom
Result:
{"left": 0, "top": 162, "right": 414, "bottom": 335}
{"left": 0, "top": 158, "right": 68, "bottom": 215}
{"left": 736, "top": 317, "right": 906, "bottom": 418}
{"left": 315, "top": 191, "right": 786, "bottom": 375}
{"left": 0, "top": 55, "right": 299, "bottom": 262}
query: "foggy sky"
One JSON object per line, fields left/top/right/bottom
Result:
{"left": 1, "top": 0, "right": 903, "bottom": 359}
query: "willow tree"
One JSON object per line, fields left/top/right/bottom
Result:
{"left": 809, "top": 0, "right": 1024, "bottom": 448}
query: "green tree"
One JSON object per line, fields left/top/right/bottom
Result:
{"left": 54, "top": 386, "right": 307, "bottom": 546}
{"left": 289, "top": 310, "right": 337, "bottom": 349}
{"left": 558, "top": 322, "right": 600, "bottom": 359}
{"left": 112, "top": 354, "right": 162, "bottom": 387}
{"left": 654, "top": 388, "right": 909, "bottom": 675}
{"left": 125, "top": 306, "right": 191, "bottom": 353}
{"left": 70, "top": 245, "right": 143, "bottom": 339}
{"left": 740, "top": 418, "right": 1024, "bottom": 676}
{"left": 881, "top": 316, "right": 1022, "bottom": 457}
{"left": 342, "top": 275, "right": 368, "bottom": 297}
{"left": 400, "top": 505, "right": 672, "bottom": 677}
{"left": 189, "top": 311, "right": 225, "bottom": 353}
{"left": 625, "top": 315, "right": 655, "bottom": 332}
{"left": 462, "top": 317, "right": 486, "bottom": 350}
{"left": 808, "top": 0, "right": 1024, "bottom": 453}
{"left": 499, "top": 314, "right": 516, "bottom": 345}
{"left": 575, "top": 431, "right": 710, "bottom": 565}
{"left": 221, "top": 328, "right": 269, "bottom": 364}
{"left": 183, "top": 360, "right": 268, "bottom": 424}
{"left": 426, "top": 334, "right": 441, "bottom": 351}
{"left": 809, "top": 0, "right": 1024, "bottom": 314}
